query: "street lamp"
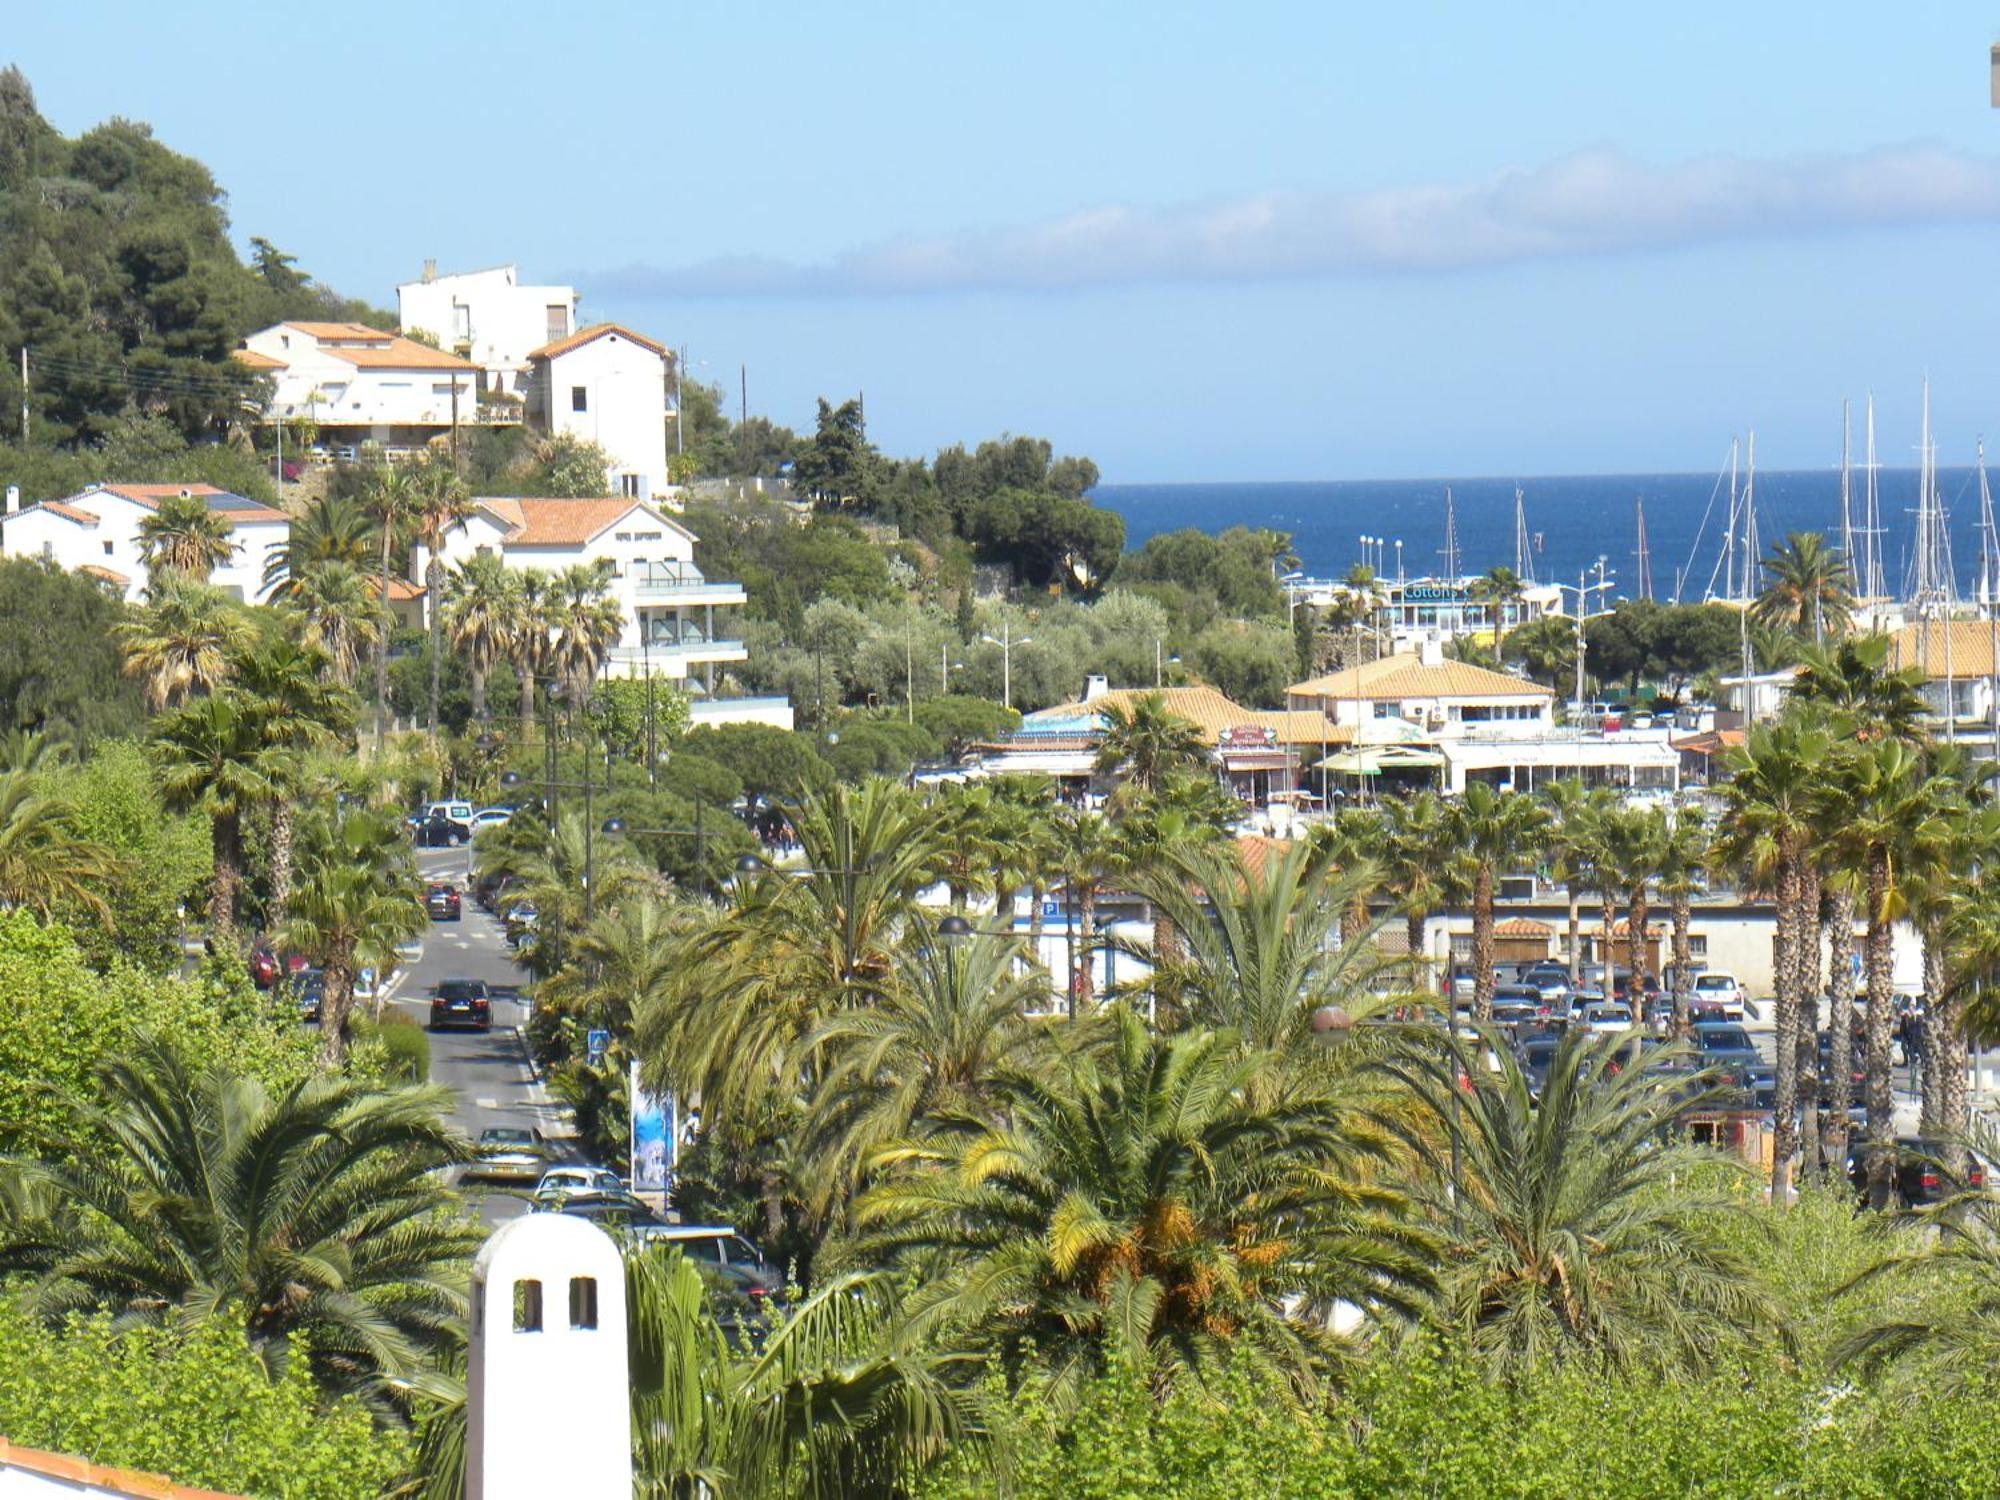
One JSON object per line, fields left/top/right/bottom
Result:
{"left": 1551, "top": 569, "right": 1618, "bottom": 719}
{"left": 501, "top": 763, "right": 601, "bottom": 925}
{"left": 602, "top": 809, "right": 717, "bottom": 899}
{"left": 980, "top": 626, "right": 1032, "bottom": 710}
{"left": 1153, "top": 640, "right": 1180, "bottom": 688}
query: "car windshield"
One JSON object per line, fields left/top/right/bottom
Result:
{"left": 481, "top": 1129, "right": 535, "bottom": 1148}
{"left": 1695, "top": 976, "right": 1730, "bottom": 990}
{"left": 437, "top": 980, "right": 487, "bottom": 1001}
{"left": 1523, "top": 1044, "right": 1558, "bottom": 1067}
{"left": 1697, "top": 1028, "right": 1751, "bottom": 1050}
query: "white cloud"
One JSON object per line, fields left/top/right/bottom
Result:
{"left": 588, "top": 143, "right": 2000, "bottom": 298}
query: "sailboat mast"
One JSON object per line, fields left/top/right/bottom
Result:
{"left": 1723, "top": 437, "right": 1739, "bottom": 604}
{"left": 1839, "top": 398, "right": 1855, "bottom": 588}
{"left": 1864, "top": 394, "right": 1883, "bottom": 601}
{"left": 1635, "top": 498, "right": 1654, "bottom": 601}
{"left": 1980, "top": 439, "right": 1998, "bottom": 746}
{"left": 1513, "top": 486, "right": 1535, "bottom": 584}
{"left": 1441, "top": 488, "right": 1461, "bottom": 579}
{"left": 1740, "top": 431, "right": 1756, "bottom": 721}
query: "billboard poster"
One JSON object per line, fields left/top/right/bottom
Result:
{"left": 628, "top": 1059, "right": 677, "bottom": 1193}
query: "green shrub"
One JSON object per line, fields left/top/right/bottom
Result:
{"left": 352, "top": 1010, "right": 431, "bottom": 1083}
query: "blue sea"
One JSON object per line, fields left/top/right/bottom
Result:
{"left": 1093, "top": 469, "right": 1996, "bottom": 603}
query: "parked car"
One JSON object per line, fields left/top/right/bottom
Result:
{"left": 471, "top": 807, "right": 513, "bottom": 832}
{"left": 426, "top": 883, "right": 462, "bottom": 921}
{"left": 534, "top": 1165, "right": 626, "bottom": 1206}
{"left": 467, "top": 1126, "right": 548, "bottom": 1183}
{"left": 291, "top": 967, "right": 325, "bottom": 1024}
{"left": 503, "top": 901, "right": 539, "bottom": 946}
{"left": 429, "top": 977, "right": 492, "bottom": 1032}
{"left": 1578, "top": 1002, "right": 1635, "bottom": 1034}
{"left": 474, "top": 873, "right": 514, "bottom": 911}
{"left": 1490, "top": 984, "right": 1550, "bottom": 1028}
{"left": 1690, "top": 1021, "right": 1773, "bottom": 1100}
{"left": 1848, "top": 1136, "right": 1988, "bottom": 1206}
{"left": 1517, "top": 1034, "right": 1561, "bottom": 1097}
{"left": 249, "top": 945, "right": 281, "bottom": 990}
{"left": 1691, "top": 972, "right": 1746, "bottom": 1019}
{"left": 1519, "top": 966, "right": 1573, "bottom": 1004}
{"left": 411, "top": 801, "right": 476, "bottom": 846}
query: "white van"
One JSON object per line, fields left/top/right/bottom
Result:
{"left": 1691, "top": 972, "right": 1745, "bottom": 1018}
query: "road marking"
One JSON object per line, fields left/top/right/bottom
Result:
{"left": 475, "top": 1096, "right": 501, "bottom": 1108}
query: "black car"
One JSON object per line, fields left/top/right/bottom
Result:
{"left": 290, "top": 967, "right": 325, "bottom": 1024}
{"left": 1690, "top": 1021, "right": 1773, "bottom": 1105}
{"left": 429, "top": 977, "right": 492, "bottom": 1032}
{"left": 1849, "top": 1136, "right": 1988, "bottom": 1206}
{"left": 426, "top": 883, "right": 462, "bottom": 921}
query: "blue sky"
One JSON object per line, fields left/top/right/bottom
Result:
{"left": 12, "top": 4, "right": 2000, "bottom": 481}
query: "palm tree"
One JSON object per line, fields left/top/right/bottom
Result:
{"left": 1372, "top": 1026, "right": 1782, "bottom": 1378}
{"left": 1791, "top": 634, "right": 1928, "bottom": 742}
{"left": 151, "top": 692, "right": 281, "bottom": 944}
{"left": 474, "top": 809, "right": 649, "bottom": 981}
{"left": 408, "top": 457, "right": 477, "bottom": 737}
{"left": 1125, "top": 837, "right": 1392, "bottom": 1054}
{"left": 285, "top": 560, "right": 383, "bottom": 688}
{"left": 1541, "top": 781, "right": 1611, "bottom": 986}
{"left": 363, "top": 464, "right": 422, "bottom": 748}
{"left": 1476, "top": 565, "right": 1526, "bottom": 658}
{"left": 1602, "top": 805, "right": 1663, "bottom": 992}
{"left": 856, "top": 1007, "right": 1433, "bottom": 1412}
{"left": 1092, "top": 693, "right": 1209, "bottom": 802}
{"left": 442, "top": 553, "right": 520, "bottom": 724}
{"left": 234, "top": 637, "right": 353, "bottom": 928}
{"left": 1655, "top": 808, "right": 1712, "bottom": 1036}
{"left": 1448, "top": 784, "right": 1549, "bottom": 1021}
{"left": 0, "top": 1034, "right": 477, "bottom": 1398}
{"left": 1381, "top": 790, "right": 1463, "bottom": 995}
{"left": 116, "top": 581, "right": 252, "bottom": 710}
{"left": 0, "top": 769, "right": 120, "bottom": 921}
{"left": 262, "top": 492, "right": 378, "bottom": 600}
{"left": 799, "top": 931, "right": 1052, "bottom": 1214}
{"left": 535, "top": 892, "right": 689, "bottom": 1034}
{"left": 1049, "top": 807, "right": 1121, "bottom": 1009}
{"left": 1829, "top": 735, "right": 1954, "bottom": 1207}
{"left": 136, "top": 491, "right": 233, "bottom": 588}
{"left": 275, "top": 806, "right": 428, "bottom": 1068}
{"left": 547, "top": 561, "right": 624, "bottom": 705}
{"left": 511, "top": 570, "right": 554, "bottom": 731}
{"left": 1753, "top": 531, "right": 1856, "bottom": 644}
{"left": 1718, "top": 714, "right": 1835, "bottom": 1202}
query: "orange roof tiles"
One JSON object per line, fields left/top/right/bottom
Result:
{"left": 1494, "top": 917, "right": 1554, "bottom": 938}
{"left": 284, "top": 321, "right": 393, "bottom": 342}
{"left": 38, "top": 500, "right": 100, "bottom": 525}
{"left": 1884, "top": 620, "right": 2000, "bottom": 681}
{"left": 384, "top": 576, "right": 425, "bottom": 601}
{"left": 1288, "top": 652, "right": 1551, "bottom": 703}
{"left": 80, "top": 564, "right": 130, "bottom": 585}
{"left": 324, "top": 338, "right": 477, "bottom": 371}
{"left": 0, "top": 1437, "right": 246, "bottom": 1498}
{"left": 1034, "top": 685, "right": 1336, "bottom": 748}
{"left": 230, "top": 348, "right": 287, "bottom": 370}
{"left": 475, "top": 496, "right": 648, "bottom": 547}
{"left": 528, "top": 322, "right": 669, "bottom": 361}
{"left": 100, "top": 484, "right": 227, "bottom": 503}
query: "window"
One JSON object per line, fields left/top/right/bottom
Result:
{"left": 452, "top": 304, "right": 471, "bottom": 341}
{"left": 103, "top": 541, "right": 114, "bottom": 556}
{"left": 568, "top": 1276, "right": 598, "bottom": 1330}
{"left": 571, "top": 386, "right": 588, "bottom": 413}
{"left": 1372, "top": 701, "right": 1398, "bottom": 720}
{"left": 1688, "top": 936, "right": 1709, "bottom": 958}
{"left": 547, "top": 304, "right": 569, "bottom": 341}
{"left": 620, "top": 473, "right": 642, "bottom": 498}
{"left": 512, "top": 1278, "right": 543, "bottom": 1333}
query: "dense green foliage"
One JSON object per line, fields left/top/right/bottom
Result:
{"left": 0, "top": 558, "right": 146, "bottom": 739}
{"left": 0, "top": 1306, "right": 411, "bottom": 1500}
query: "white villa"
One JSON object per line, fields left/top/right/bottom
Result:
{"left": 395, "top": 261, "right": 579, "bottom": 402}
{"left": 236, "top": 321, "right": 484, "bottom": 455}
{"left": 412, "top": 495, "right": 787, "bottom": 725}
{"left": 525, "top": 324, "right": 671, "bottom": 501}
{"left": 0, "top": 482, "right": 286, "bottom": 603}
{"left": 1287, "top": 642, "right": 1555, "bottom": 736}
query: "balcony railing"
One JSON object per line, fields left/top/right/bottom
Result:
{"left": 629, "top": 561, "right": 745, "bottom": 599}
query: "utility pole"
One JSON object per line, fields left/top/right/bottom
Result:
{"left": 449, "top": 375, "right": 461, "bottom": 468}
{"left": 674, "top": 348, "right": 685, "bottom": 456}
{"left": 18, "top": 348, "right": 26, "bottom": 444}
{"left": 740, "top": 364, "right": 747, "bottom": 426}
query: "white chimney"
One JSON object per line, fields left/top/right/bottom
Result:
{"left": 3, "top": 486, "right": 17, "bottom": 515}
{"left": 467, "top": 1214, "right": 630, "bottom": 1500}
{"left": 422, "top": 257, "right": 437, "bottom": 284}
{"left": 1084, "top": 673, "right": 1110, "bottom": 702}
{"left": 1418, "top": 638, "right": 1445, "bottom": 668}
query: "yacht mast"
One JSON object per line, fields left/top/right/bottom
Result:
{"left": 1634, "top": 498, "right": 1654, "bottom": 601}
{"left": 1740, "top": 431, "right": 1757, "bottom": 722}
{"left": 1839, "top": 399, "right": 1855, "bottom": 589}
{"left": 1441, "top": 488, "right": 1461, "bottom": 579}
{"left": 1863, "top": 394, "right": 1884, "bottom": 601}
{"left": 1980, "top": 438, "right": 1999, "bottom": 746}
{"left": 1512, "top": 486, "right": 1535, "bottom": 584}
{"left": 1723, "top": 437, "right": 1739, "bottom": 603}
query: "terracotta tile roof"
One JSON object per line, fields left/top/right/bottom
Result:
{"left": 1671, "top": 728, "right": 1746, "bottom": 757}
{"left": 1883, "top": 620, "right": 2000, "bottom": 681}
{"left": 37, "top": 500, "right": 100, "bottom": 525}
{"left": 1495, "top": 917, "right": 1554, "bottom": 938}
{"left": 477, "top": 496, "right": 647, "bottom": 547}
{"left": 284, "top": 320, "right": 393, "bottom": 342}
{"left": 80, "top": 564, "right": 130, "bottom": 585}
{"left": 528, "top": 321, "right": 669, "bottom": 361}
{"left": 1609, "top": 919, "right": 1664, "bottom": 936}
{"left": 324, "top": 338, "right": 478, "bottom": 371}
{"left": 1032, "top": 685, "right": 1335, "bottom": 748}
{"left": 1288, "top": 652, "right": 1551, "bottom": 703}
{"left": 0, "top": 1437, "right": 246, "bottom": 1498}
{"left": 230, "top": 348, "right": 287, "bottom": 370}
{"left": 1233, "top": 835, "right": 1297, "bottom": 879}
{"left": 93, "top": 485, "right": 286, "bottom": 525}
{"left": 382, "top": 576, "right": 425, "bottom": 601}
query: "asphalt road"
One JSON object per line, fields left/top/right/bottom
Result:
{"left": 397, "top": 844, "right": 571, "bottom": 1227}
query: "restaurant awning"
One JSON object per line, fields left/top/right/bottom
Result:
{"left": 1313, "top": 745, "right": 1445, "bottom": 775}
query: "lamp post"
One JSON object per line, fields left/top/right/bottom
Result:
{"left": 501, "top": 760, "right": 600, "bottom": 931}
{"left": 981, "top": 626, "right": 1031, "bottom": 710}
{"left": 1153, "top": 639, "right": 1179, "bottom": 688}
{"left": 602, "top": 806, "right": 712, "bottom": 899}
{"left": 1552, "top": 571, "right": 1617, "bottom": 721}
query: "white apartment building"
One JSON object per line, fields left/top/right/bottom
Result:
{"left": 1286, "top": 573, "right": 1565, "bottom": 649}
{"left": 413, "top": 495, "right": 751, "bottom": 693}
{"left": 1287, "top": 642, "right": 1555, "bottom": 736}
{"left": 525, "top": 325, "right": 671, "bottom": 501}
{"left": 395, "top": 262, "right": 579, "bottom": 401}
{"left": 237, "top": 322, "right": 483, "bottom": 453}
{"left": 0, "top": 482, "right": 286, "bottom": 603}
